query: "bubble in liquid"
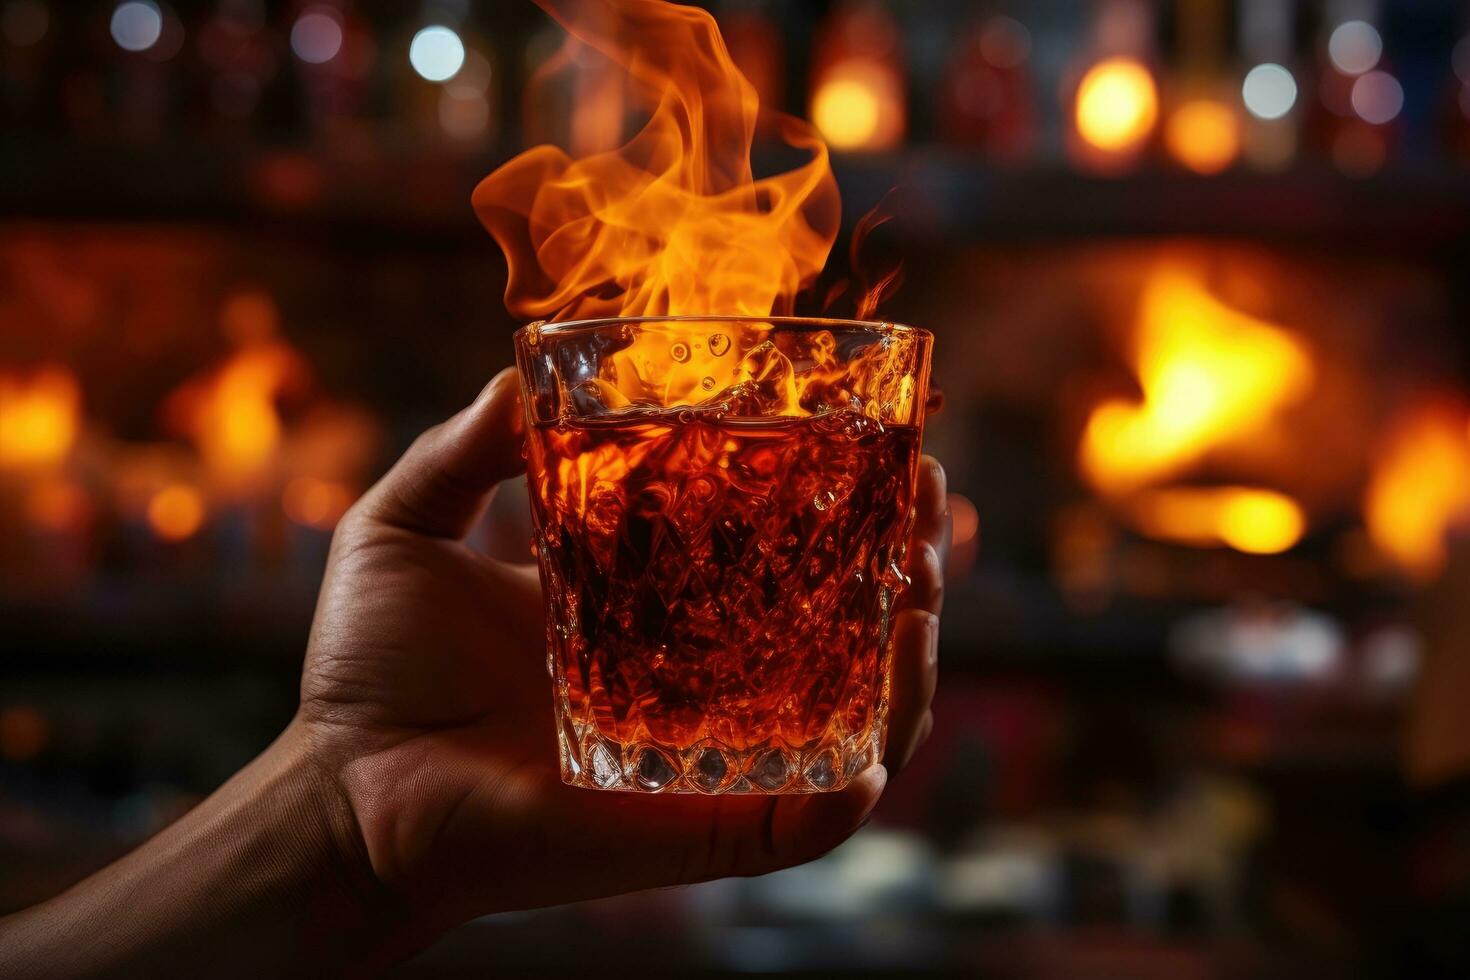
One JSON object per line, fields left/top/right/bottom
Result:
{"left": 708, "top": 333, "right": 730, "bottom": 356}
{"left": 670, "top": 342, "right": 690, "bottom": 362}
{"left": 700, "top": 376, "right": 715, "bottom": 390}
{"left": 812, "top": 489, "right": 837, "bottom": 511}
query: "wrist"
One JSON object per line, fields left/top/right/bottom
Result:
{"left": 1, "top": 719, "right": 420, "bottom": 978}
{"left": 266, "top": 718, "right": 426, "bottom": 972}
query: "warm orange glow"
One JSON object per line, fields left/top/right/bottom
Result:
{"left": 1075, "top": 57, "right": 1158, "bottom": 153}
{"left": 1080, "top": 266, "right": 1314, "bottom": 496}
{"left": 1127, "top": 486, "right": 1305, "bottom": 554}
{"left": 0, "top": 706, "right": 49, "bottom": 762}
{"left": 0, "top": 367, "right": 81, "bottom": 469}
{"left": 165, "top": 341, "right": 305, "bottom": 488}
{"left": 1165, "top": 99, "right": 1241, "bottom": 175}
{"left": 475, "top": 0, "right": 849, "bottom": 415}
{"left": 811, "top": 61, "right": 904, "bottom": 152}
{"left": 282, "top": 476, "right": 354, "bottom": 530}
{"left": 147, "top": 483, "right": 206, "bottom": 541}
{"left": 25, "top": 479, "right": 91, "bottom": 533}
{"left": 1364, "top": 403, "right": 1470, "bottom": 580}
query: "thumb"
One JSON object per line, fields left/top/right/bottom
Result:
{"left": 353, "top": 368, "right": 524, "bottom": 539}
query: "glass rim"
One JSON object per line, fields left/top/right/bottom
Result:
{"left": 514, "top": 314, "right": 932, "bottom": 342}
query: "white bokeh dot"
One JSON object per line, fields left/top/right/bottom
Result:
{"left": 290, "top": 8, "right": 343, "bottom": 65}
{"left": 1328, "top": 20, "right": 1382, "bottom": 76}
{"left": 409, "top": 25, "right": 465, "bottom": 83}
{"left": 1242, "top": 63, "right": 1297, "bottom": 120}
{"left": 1351, "top": 70, "right": 1403, "bottom": 125}
{"left": 110, "top": 0, "right": 162, "bottom": 53}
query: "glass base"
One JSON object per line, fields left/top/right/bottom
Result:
{"left": 556, "top": 718, "right": 886, "bottom": 794}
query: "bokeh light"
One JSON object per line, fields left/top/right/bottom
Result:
{"left": 811, "top": 61, "right": 905, "bottom": 152}
{"left": 147, "top": 483, "right": 205, "bottom": 542}
{"left": 1455, "top": 35, "right": 1470, "bottom": 87}
{"left": 0, "top": 368, "right": 80, "bottom": 470}
{"left": 0, "top": 705, "right": 48, "bottom": 762}
{"left": 813, "top": 78, "right": 880, "bottom": 149}
{"left": 25, "top": 479, "right": 91, "bottom": 534}
{"left": 1242, "top": 63, "right": 1297, "bottom": 120}
{"left": 1216, "top": 489, "right": 1306, "bottom": 554}
{"left": 1130, "top": 486, "right": 1305, "bottom": 554}
{"left": 282, "top": 476, "right": 353, "bottom": 531}
{"left": 1351, "top": 70, "right": 1404, "bottom": 125}
{"left": 290, "top": 7, "right": 343, "bottom": 65}
{"left": 409, "top": 25, "right": 465, "bottom": 83}
{"left": 1327, "top": 20, "right": 1382, "bottom": 76}
{"left": 979, "top": 16, "right": 1030, "bottom": 70}
{"left": 110, "top": 0, "right": 163, "bottom": 53}
{"left": 1074, "top": 57, "right": 1158, "bottom": 154}
{"left": 1, "top": 0, "right": 48, "bottom": 47}
{"left": 1364, "top": 402, "right": 1470, "bottom": 580}
{"left": 1165, "top": 99, "right": 1241, "bottom": 175}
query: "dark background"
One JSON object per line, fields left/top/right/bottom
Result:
{"left": 5, "top": 0, "right": 1470, "bottom": 975}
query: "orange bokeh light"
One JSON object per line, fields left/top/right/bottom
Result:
{"left": 25, "top": 479, "right": 91, "bottom": 533}
{"left": 147, "top": 483, "right": 206, "bottom": 541}
{"left": 1075, "top": 57, "right": 1158, "bottom": 154}
{"left": 811, "top": 61, "right": 905, "bottom": 152}
{"left": 1165, "top": 99, "right": 1241, "bottom": 175}
{"left": 1363, "top": 401, "right": 1470, "bottom": 580}
{"left": 1126, "top": 485, "right": 1305, "bottom": 554}
{"left": 0, "top": 706, "right": 49, "bottom": 762}
{"left": 0, "top": 367, "right": 81, "bottom": 470}
{"left": 282, "top": 476, "right": 354, "bottom": 530}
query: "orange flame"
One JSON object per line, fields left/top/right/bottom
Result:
{"left": 1079, "top": 265, "right": 1314, "bottom": 555}
{"left": 0, "top": 367, "right": 81, "bottom": 470}
{"left": 1080, "top": 266, "right": 1315, "bottom": 496}
{"left": 476, "top": 0, "right": 851, "bottom": 413}
{"left": 476, "top": 0, "right": 837, "bottom": 322}
{"left": 1124, "top": 485, "right": 1305, "bottom": 554}
{"left": 1364, "top": 400, "right": 1470, "bottom": 580}
{"left": 164, "top": 339, "right": 307, "bottom": 489}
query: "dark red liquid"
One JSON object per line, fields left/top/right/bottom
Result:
{"left": 526, "top": 408, "right": 920, "bottom": 759}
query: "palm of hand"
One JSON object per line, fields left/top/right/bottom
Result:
{"left": 294, "top": 370, "right": 944, "bottom": 927}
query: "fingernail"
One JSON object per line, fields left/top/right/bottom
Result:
{"left": 926, "top": 457, "right": 947, "bottom": 499}
{"left": 859, "top": 766, "right": 887, "bottom": 823}
{"left": 925, "top": 612, "right": 940, "bottom": 667}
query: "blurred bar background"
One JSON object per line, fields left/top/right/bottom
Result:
{"left": 5, "top": 0, "right": 1470, "bottom": 975}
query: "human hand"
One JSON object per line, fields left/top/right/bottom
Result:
{"left": 296, "top": 368, "right": 948, "bottom": 944}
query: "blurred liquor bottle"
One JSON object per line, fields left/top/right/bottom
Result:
{"left": 112, "top": 1, "right": 187, "bottom": 143}
{"left": 1236, "top": 0, "right": 1301, "bottom": 171}
{"left": 293, "top": 2, "right": 378, "bottom": 151}
{"left": 1309, "top": 0, "right": 1402, "bottom": 177}
{"left": 1161, "top": 0, "right": 1244, "bottom": 175}
{"left": 808, "top": 0, "right": 906, "bottom": 154}
{"left": 1065, "top": 0, "right": 1160, "bottom": 173}
{"left": 195, "top": 0, "right": 275, "bottom": 139}
{"left": 938, "top": 9, "right": 1036, "bottom": 161}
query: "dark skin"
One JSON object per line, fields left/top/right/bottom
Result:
{"left": 0, "top": 368, "right": 948, "bottom": 978}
